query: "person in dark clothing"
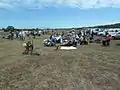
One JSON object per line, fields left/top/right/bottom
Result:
{"left": 50, "top": 35, "right": 53, "bottom": 40}
{"left": 10, "top": 31, "right": 14, "bottom": 40}
{"left": 73, "top": 39, "right": 77, "bottom": 47}
{"left": 105, "top": 31, "right": 108, "bottom": 36}
{"left": 91, "top": 31, "right": 94, "bottom": 39}
{"left": 15, "top": 31, "right": 19, "bottom": 39}
{"left": 62, "top": 31, "right": 64, "bottom": 37}
{"left": 78, "top": 31, "right": 82, "bottom": 37}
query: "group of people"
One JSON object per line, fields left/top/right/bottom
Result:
{"left": 44, "top": 30, "right": 94, "bottom": 47}
{"left": 6, "top": 30, "right": 44, "bottom": 40}
{"left": 21, "top": 29, "right": 113, "bottom": 55}
{"left": 45, "top": 29, "right": 113, "bottom": 47}
{"left": 7, "top": 29, "right": 113, "bottom": 47}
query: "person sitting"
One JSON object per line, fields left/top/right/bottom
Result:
{"left": 80, "top": 36, "right": 88, "bottom": 45}
{"left": 89, "top": 36, "right": 94, "bottom": 43}
{"left": 79, "top": 36, "right": 84, "bottom": 45}
{"left": 73, "top": 38, "right": 77, "bottom": 47}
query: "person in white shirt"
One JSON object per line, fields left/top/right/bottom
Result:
{"left": 18, "top": 31, "right": 22, "bottom": 40}
{"left": 21, "top": 31, "right": 25, "bottom": 40}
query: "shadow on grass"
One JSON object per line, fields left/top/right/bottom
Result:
{"left": 22, "top": 52, "right": 40, "bottom": 56}
{"left": 116, "top": 43, "right": 120, "bottom": 46}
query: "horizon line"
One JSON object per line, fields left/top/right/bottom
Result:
{"left": 0, "top": 22, "right": 120, "bottom": 29}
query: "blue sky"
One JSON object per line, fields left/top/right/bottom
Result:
{"left": 0, "top": 0, "right": 120, "bottom": 28}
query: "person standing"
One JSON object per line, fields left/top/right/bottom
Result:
{"left": 16, "top": 31, "right": 19, "bottom": 39}
{"left": 10, "top": 31, "right": 14, "bottom": 40}
{"left": 91, "top": 30, "right": 94, "bottom": 39}
{"left": 102, "top": 33, "right": 112, "bottom": 46}
{"left": 106, "top": 34, "right": 112, "bottom": 46}
{"left": 21, "top": 30, "right": 25, "bottom": 40}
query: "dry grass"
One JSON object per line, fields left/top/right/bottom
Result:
{"left": 0, "top": 35, "right": 120, "bottom": 90}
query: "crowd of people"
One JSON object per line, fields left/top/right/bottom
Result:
{"left": 44, "top": 29, "right": 95, "bottom": 47}
{"left": 1, "top": 29, "right": 113, "bottom": 55}
{"left": 44, "top": 29, "right": 112, "bottom": 47}
{"left": 2, "top": 29, "right": 113, "bottom": 47}
{"left": 3, "top": 30, "right": 46, "bottom": 40}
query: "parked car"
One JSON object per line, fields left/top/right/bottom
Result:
{"left": 97, "top": 30, "right": 106, "bottom": 36}
{"left": 113, "top": 32, "right": 120, "bottom": 40}
{"left": 92, "top": 29, "right": 100, "bottom": 35}
{"left": 108, "top": 30, "right": 118, "bottom": 39}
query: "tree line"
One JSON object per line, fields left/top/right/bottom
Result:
{"left": 89, "top": 23, "right": 120, "bottom": 29}
{"left": 1, "top": 23, "right": 120, "bottom": 32}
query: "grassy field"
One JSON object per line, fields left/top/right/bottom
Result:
{"left": 0, "top": 35, "right": 120, "bottom": 90}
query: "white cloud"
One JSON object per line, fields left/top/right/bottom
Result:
{"left": 0, "top": 2, "right": 13, "bottom": 9}
{"left": 0, "top": 0, "right": 120, "bottom": 9}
